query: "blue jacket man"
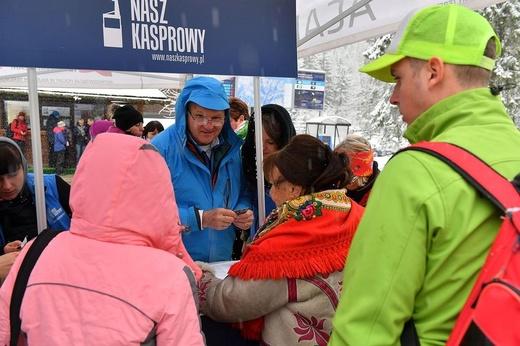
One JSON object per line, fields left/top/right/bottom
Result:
{"left": 152, "top": 76, "right": 253, "bottom": 262}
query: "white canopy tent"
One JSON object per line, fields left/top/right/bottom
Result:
{"left": 0, "top": 86, "right": 169, "bottom": 103}
{"left": 0, "top": 0, "right": 508, "bottom": 231}
{"left": 30, "top": 88, "right": 168, "bottom": 100}
{"left": 1, "top": 0, "right": 505, "bottom": 84}
{"left": 296, "top": 0, "right": 507, "bottom": 58}
{"left": 0, "top": 68, "right": 188, "bottom": 90}
{"left": 0, "top": 0, "right": 299, "bottom": 232}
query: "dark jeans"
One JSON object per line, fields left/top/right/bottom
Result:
{"left": 201, "top": 316, "right": 259, "bottom": 346}
{"left": 47, "top": 140, "right": 56, "bottom": 168}
{"left": 13, "top": 139, "right": 26, "bottom": 157}
{"left": 75, "top": 143, "right": 86, "bottom": 164}
{"left": 55, "top": 150, "right": 65, "bottom": 174}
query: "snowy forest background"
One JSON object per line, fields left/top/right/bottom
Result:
{"left": 158, "top": 2, "right": 520, "bottom": 153}
{"left": 293, "top": 0, "right": 520, "bottom": 152}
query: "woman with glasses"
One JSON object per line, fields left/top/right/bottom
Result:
{"left": 197, "top": 134, "right": 365, "bottom": 346}
{"left": 151, "top": 76, "right": 253, "bottom": 263}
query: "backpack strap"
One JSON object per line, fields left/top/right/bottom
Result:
{"left": 9, "top": 229, "right": 64, "bottom": 346}
{"left": 400, "top": 141, "right": 520, "bottom": 345}
{"left": 400, "top": 141, "right": 518, "bottom": 212}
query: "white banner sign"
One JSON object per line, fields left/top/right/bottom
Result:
{"left": 297, "top": 0, "right": 507, "bottom": 58}
{"left": 0, "top": 67, "right": 187, "bottom": 89}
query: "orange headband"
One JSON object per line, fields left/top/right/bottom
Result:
{"left": 347, "top": 150, "right": 373, "bottom": 177}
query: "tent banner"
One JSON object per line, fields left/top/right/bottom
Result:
{"left": 0, "top": 67, "right": 187, "bottom": 89}
{"left": 0, "top": 0, "right": 297, "bottom": 78}
{"left": 297, "top": 0, "right": 507, "bottom": 58}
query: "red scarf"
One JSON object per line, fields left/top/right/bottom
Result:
{"left": 228, "top": 190, "right": 364, "bottom": 339}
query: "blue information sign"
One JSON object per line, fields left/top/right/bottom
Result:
{"left": 0, "top": 0, "right": 297, "bottom": 78}
{"left": 294, "top": 70, "right": 326, "bottom": 110}
{"left": 222, "top": 77, "right": 236, "bottom": 97}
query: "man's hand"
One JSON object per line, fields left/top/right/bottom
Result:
{"left": 202, "top": 208, "right": 237, "bottom": 230}
{"left": 4, "top": 240, "right": 22, "bottom": 254}
{"left": 232, "top": 209, "right": 254, "bottom": 230}
{"left": 0, "top": 252, "right": 19, "bottom": 279}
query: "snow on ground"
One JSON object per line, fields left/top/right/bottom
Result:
{"left": 374, "top": 155, "right": 392, "bottom": 170}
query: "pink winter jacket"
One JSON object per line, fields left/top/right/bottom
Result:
{"left": 0, "top": 133, "right": 204, "bottom": 345}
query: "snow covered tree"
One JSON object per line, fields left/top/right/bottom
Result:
{"left": 298, "top": 42, "right": 371, "bottom": 136}
{"left": 481, "top": 0, "right": 520, "bottom": 127}
{"left": 357, "top": 35, "right": 408, "bottom": 151}
{"left": 295, "top": 1, "right": 520, "bottom": 148}
{"left": 159, "top": 88, "right": 179, "bottom": 118}
{"left": 357, "top": 0, "right": 520, "bottom": 149}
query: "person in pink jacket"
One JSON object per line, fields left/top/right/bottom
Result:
{"left": 0, "top": 133, "right": 204, "bottom": 345}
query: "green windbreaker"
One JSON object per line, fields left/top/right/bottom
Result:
{"left": 330, "top": 88, "right": 520, "bottom": 346}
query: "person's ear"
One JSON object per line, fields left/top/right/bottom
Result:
{"left": 290, "top": 185, "right": 303, "bottom": 198}
{"left": 426, "top": 56, "right": 445, "bottom": 87}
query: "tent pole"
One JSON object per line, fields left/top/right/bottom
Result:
{"left": 27, "top": 68, "right": 47, "bottom": 233}
{"left": 253, "top": 77, "right": 266, "bottom": 222}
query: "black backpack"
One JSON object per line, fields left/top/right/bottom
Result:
{"left": 5, "top": 122, "right": 14, "bottom": 139}
{"left": 9, "top": 229, "right": 64, "bottom": 346}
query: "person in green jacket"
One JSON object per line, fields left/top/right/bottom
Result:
{"left": 329, "top": 4, "right": 520, "bottom": 346}
{"left": 228, "top": 97, "right": 249, "bottom": 140}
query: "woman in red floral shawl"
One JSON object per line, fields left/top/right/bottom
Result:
{"left": 197, "top": 134, "right": 364, "bottom": 346}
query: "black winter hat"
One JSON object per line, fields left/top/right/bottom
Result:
{"left": 113, "top": 105, "right": 144, "bottom": 131}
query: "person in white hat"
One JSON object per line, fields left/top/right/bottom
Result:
{"left": 53, "top": 121, "right": 69, "bottom": 175}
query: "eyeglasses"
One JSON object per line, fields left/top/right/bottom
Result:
{"left": 188, "top": 109, "right": 225, "bottom": 127}
{"left": 267, "top": 176, "right": 286, "bottom": 197}
{"left": 270, "top": 177, "right": 286, "bottom": 189}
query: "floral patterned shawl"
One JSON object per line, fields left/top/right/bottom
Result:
{"left": 229, "top": 189, "right": 363, "bottom": 280}
{"left": 227, "top": 189, "right": 364, "bottom": 340}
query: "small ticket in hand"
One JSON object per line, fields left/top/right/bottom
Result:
{"left": 17, "top": 236, "right": 28, "bottom": 250}
{"left": 233, "top": 208, "right": 248, "bottom": 215}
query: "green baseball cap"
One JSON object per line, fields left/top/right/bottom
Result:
{"left": 359, "top": 4, "right": 501, "bottom": 83}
